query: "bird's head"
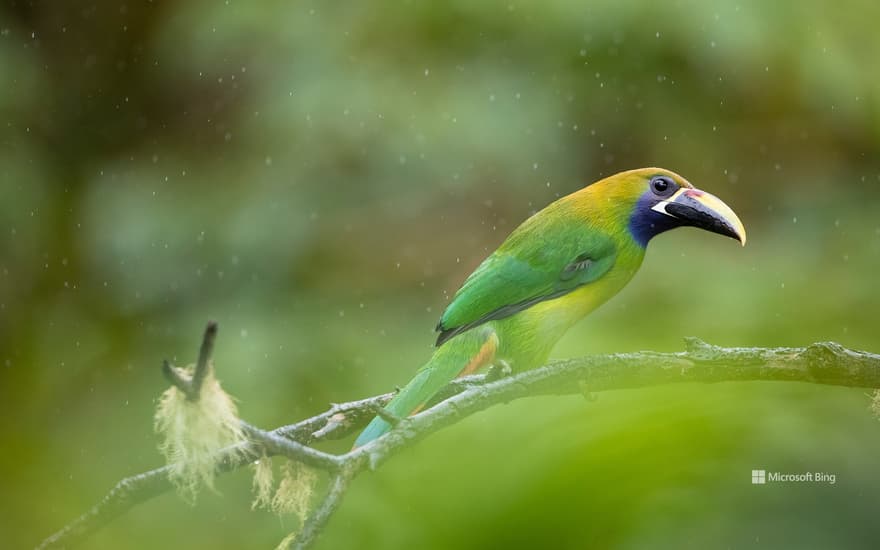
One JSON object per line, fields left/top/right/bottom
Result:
{"left": 589, "top": 167, "right": 746, "bottom": 248}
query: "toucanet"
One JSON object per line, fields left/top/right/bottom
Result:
{"left": 354, "top": 168, "right": 746, "bottom": 447}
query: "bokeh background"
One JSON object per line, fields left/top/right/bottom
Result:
{"left": 2, "top": 1, "right": 880, "bottom": 548}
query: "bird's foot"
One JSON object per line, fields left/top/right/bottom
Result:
{"left": 486, "top": 360, "right": 513, "bottom": 382}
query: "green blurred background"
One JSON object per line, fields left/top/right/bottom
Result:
{"left": 2, "top": 1, "right": 879, "bottom": 548}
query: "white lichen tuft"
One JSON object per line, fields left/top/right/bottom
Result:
{"left": 254, "top": 460, "right": 318, "bottom": 548}
{"left": 271, "top": 461, "right": 317, "bottom": 521}
{"left": 274, "top": 530, "right": 298, "bottom": 550}
{"left": 154, "top": 363, "right": 245, "bottom": 502}
{"left": 871, "top": 389, "right": 880, "bottom": 419}
{"left": 251, "top": 455, "right": 275, "bottom": 510}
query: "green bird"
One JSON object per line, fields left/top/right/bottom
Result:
{"left": 354, "top": 167, "right": 746, "bottom": 447}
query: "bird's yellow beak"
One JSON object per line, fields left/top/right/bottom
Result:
{"left": 652, "top": 187, "right": 747, "bottom": 245}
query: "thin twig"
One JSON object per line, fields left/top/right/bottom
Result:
{"left": 190, "top": 321, "right": 218, "bottom": 400}
{"left": 160, "top": 321, "right": 219, "bottom": 401}
{"left": 241, "top": 422, "right": 343, "bottom": 472}
{"left": 161, "top": 359, "right": 193, "bottom": 396}
{"left": 35, "top": 467, "right": 174, "bottom": 550}
{"left": 38, "top": 337, "right": 880, "bottom": 550}
{"left": 370, "top": 403, "right": 403, "bottom": 426}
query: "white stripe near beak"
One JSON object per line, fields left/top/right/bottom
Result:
{"left": 650, "top": 188, "right": 687, "bottom": 217}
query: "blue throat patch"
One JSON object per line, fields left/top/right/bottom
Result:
{"left": 628, "top": 192, "right": 681, "bottom": 248}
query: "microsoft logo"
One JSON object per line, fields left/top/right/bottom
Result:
{"left": 751, "top": 469, "right": 766, "bottom": 484}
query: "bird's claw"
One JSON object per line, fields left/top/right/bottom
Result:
{"left": 487, "top": 360, "right": 513, "bottom": 381}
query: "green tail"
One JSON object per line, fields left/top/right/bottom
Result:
{"left": 353, "top": 327, "right": 497, "bottom": 447}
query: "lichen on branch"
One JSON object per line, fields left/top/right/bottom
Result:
{"left": 154, "top": 363, "right": 245, "bottom": 501}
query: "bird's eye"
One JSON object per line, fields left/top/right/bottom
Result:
{"left": 650, "top": 176, "right": 674, "bottom": 196}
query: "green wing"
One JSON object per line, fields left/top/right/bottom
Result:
{"left": 436, "top": 218, "right": 617, "bottom": 346}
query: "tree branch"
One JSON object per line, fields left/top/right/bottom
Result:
{"left": 38, "top": 336, "right": 880, "bottom": 550}
{"left": 289, "top": 467, "right": 357, "bottom": 550}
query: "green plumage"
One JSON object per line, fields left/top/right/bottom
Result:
{"left": 436, "top": 211, "right": 618, "bottom": 345}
